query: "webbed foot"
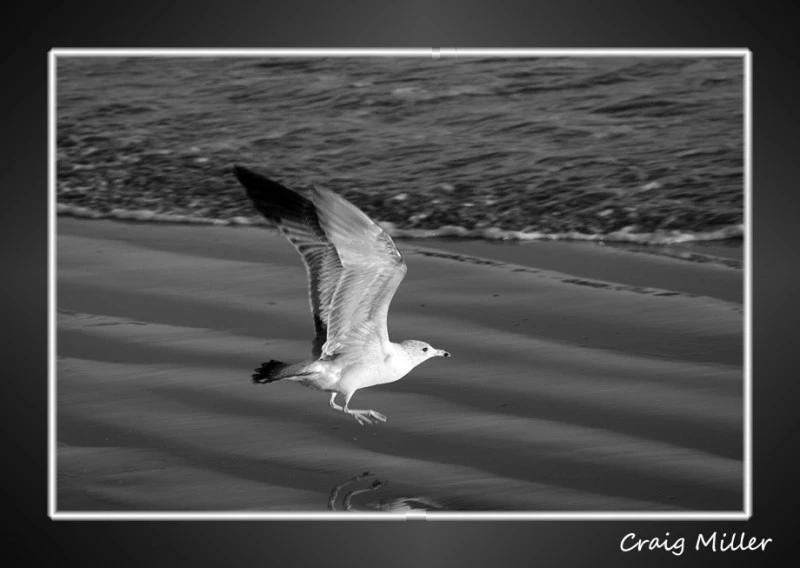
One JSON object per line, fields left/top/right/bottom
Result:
{"left": 346, "top": 409, "right": 387, "bottom": 426}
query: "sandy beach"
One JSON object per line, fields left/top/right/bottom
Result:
{"left": 55, "top": 217, "right": 743, "bottom": 513}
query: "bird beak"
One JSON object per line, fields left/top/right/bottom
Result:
{"left": 437, "top": 350, "right": 451, "bottom": 358}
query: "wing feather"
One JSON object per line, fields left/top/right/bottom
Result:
{"left": 233, "top": 166, "right": 342, "bottom": 357}
{"left": 311, "top": 187, "right": 407, "bottom": 358}
{"left": 234, "top": 165, "right": 407, "bottom": 361}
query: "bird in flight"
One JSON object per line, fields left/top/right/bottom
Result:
{"left": 233, "top": 166, "right": 451, "bottom": 426}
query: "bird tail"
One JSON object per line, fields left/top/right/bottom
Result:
{"left": 252, "top": 360, "right": 291, "bottom": 384}
{"left": 252, "top": 360, "right": 313, "bottom": 384}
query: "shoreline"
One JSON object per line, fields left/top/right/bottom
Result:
{"left": 55, "top": 204, "right": 744, "bottom": 247}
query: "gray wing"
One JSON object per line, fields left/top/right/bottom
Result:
{"left": 310, "top": 185, "right": 407, "bottom": 359}
{"left": 233, "top": 166, "right": 343, "bottom": 357}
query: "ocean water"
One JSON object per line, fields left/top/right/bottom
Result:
{"left": 57, "top": 56, "right": 744, "bottom": 245}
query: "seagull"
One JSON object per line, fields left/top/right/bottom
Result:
{"left": 233, "top": 165, "right": 451, "bottom": 426}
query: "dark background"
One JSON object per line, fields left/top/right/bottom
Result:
{"left": 4, "top": 1, "right": 793, "bottom": 566}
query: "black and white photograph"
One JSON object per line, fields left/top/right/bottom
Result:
{"left": 51, "top": 50, "right": 747, "bottom": 517}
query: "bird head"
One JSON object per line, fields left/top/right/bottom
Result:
{"left": 400, "top": 340, "right": 451, "bottom": 364}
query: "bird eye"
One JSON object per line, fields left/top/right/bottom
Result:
{"left": 423, "top": 347, "right": 428, "bottom": 352}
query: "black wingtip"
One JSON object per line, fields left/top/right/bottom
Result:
{"left": 232, "top": 164, "right": 319, "bottom": 228}
{"left": 232, "top": 164, "right": 258, "bottom": 185}
{"left": 231, "top": 164, "right": 286, "bottom": 196}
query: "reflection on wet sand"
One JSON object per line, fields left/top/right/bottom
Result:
{"left": 328, "top": 472, "right": 445, "bottom": 512}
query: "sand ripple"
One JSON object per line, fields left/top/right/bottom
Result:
{"left": 56, "top": 219, "right": 743, "bottom": 512}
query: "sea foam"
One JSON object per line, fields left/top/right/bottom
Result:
{"left": 56, "top": 203, "right": 743, "bottom": 246}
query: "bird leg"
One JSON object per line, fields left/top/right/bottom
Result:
{"left": 329, "top": 393, "right": 343, "bottom": 411}
{"left": 343, "top": 393, "right": 387, "bottom": 426}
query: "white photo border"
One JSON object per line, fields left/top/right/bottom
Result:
{"left": 48, "top": 48, "right": 751, "bottom": 521}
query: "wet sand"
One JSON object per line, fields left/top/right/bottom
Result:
{"left": 56, "top": 218, "right": 744, "bottom": 512}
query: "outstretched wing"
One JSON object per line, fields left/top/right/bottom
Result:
{"left": 310, "top": 186, "right": 407, "bottom": 359}
{"left": 233, "top": 166, "right": 343, "bottom": 357}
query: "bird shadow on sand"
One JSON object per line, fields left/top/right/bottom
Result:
{"left": 328, "top": 471, "right": 447, "bottom": 512}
